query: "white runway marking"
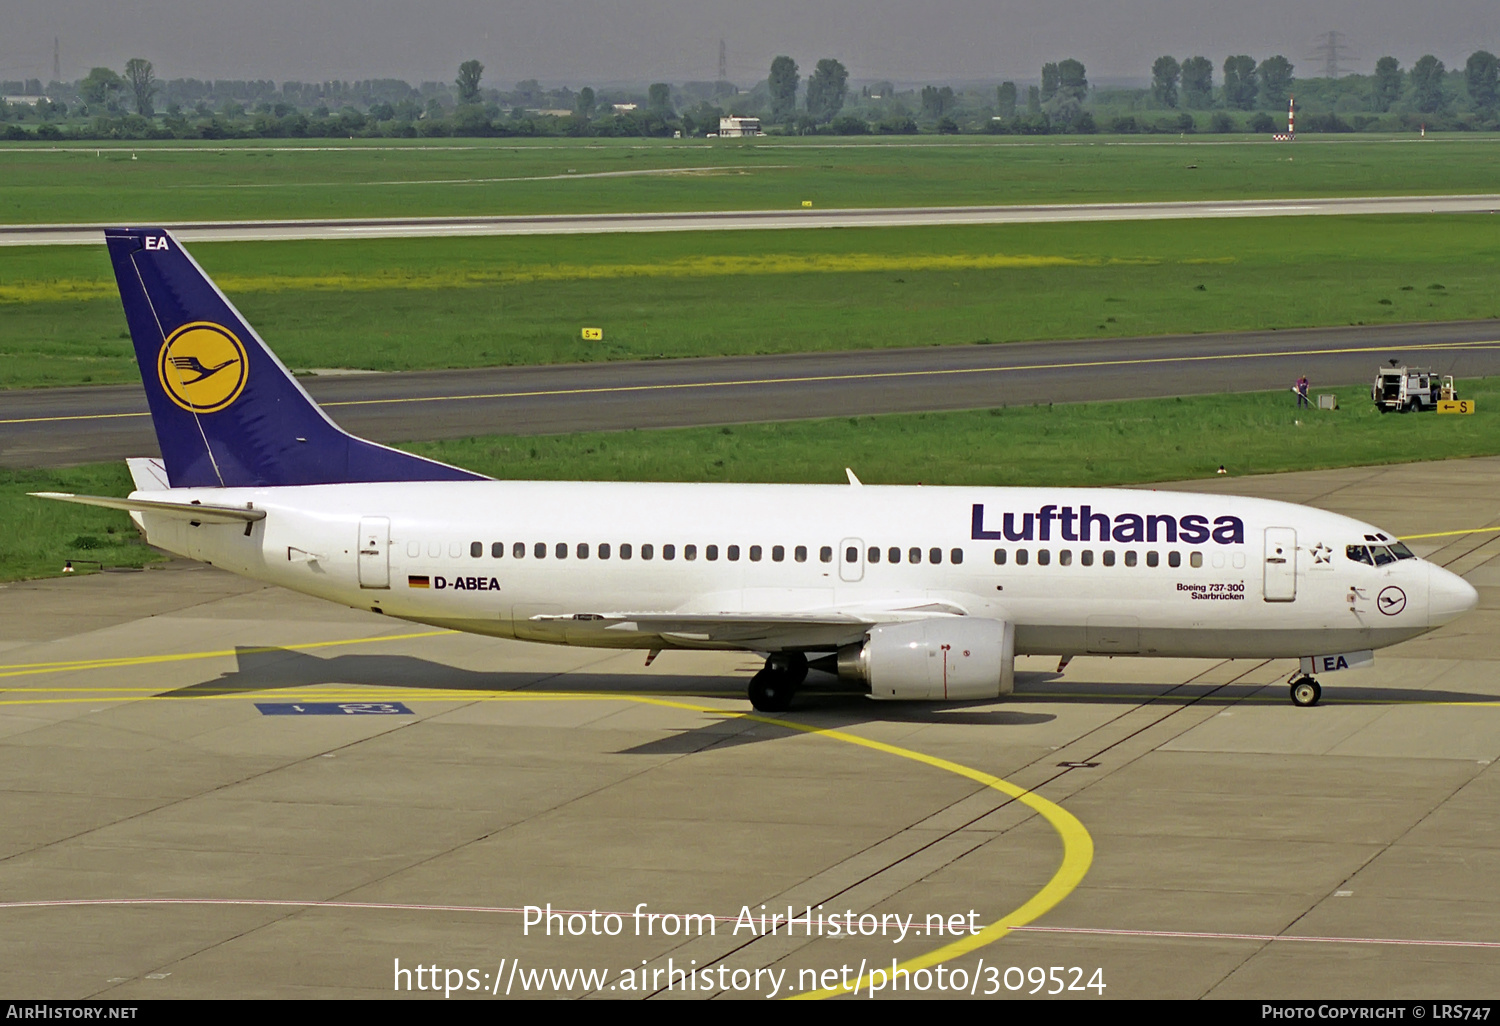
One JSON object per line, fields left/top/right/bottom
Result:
{"left": 4, "top": 194, "right": 1498, "bottom": 246}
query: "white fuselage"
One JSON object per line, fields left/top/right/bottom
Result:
{"left": 131, "top": 480, "right": 1475, "bottom": 662}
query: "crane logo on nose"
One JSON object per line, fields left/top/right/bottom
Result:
{"left": 1377, "top": 586, "right": 1407, "bottom": 616}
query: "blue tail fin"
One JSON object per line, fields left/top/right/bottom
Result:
{"left": 105, "top": 228, "right": 485, "bottom": 488}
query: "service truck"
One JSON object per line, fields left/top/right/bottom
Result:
{"left": 1372, "top": 366, "right": 1456, "bottom": 412}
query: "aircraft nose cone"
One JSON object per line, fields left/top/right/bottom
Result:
{"left": 1428, "top": 565, "right": 1479, "bottom": 626}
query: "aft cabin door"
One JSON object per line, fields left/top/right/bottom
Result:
{"left": 1263, "top": 527, "right": 1296, "bottom": 602}
{"left": 358, "top": 517, "right": 390, "bottom": 589}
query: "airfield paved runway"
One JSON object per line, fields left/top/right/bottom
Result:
{"left": 4, "top": 319, "right": 1499, "bottom": 468}
{"left": 5, "top": 194, "right": 1499, "bottom": 245}
{"left": 1, "top": 457, "right": 1496, "bottom": 999}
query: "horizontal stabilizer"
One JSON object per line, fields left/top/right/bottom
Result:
{"left": 30, "top": 492, "right": 267, "bottom": 525}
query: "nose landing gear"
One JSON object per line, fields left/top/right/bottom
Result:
{"left": 747, "top": 653, "right": 808, "bottom": 713}
{"left": 1289, "top": 675, "right": 1322, "bottom": 707}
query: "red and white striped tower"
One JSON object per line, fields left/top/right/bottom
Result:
{"left": 1288, "top": 95, "right": 1295, "bottom": 138}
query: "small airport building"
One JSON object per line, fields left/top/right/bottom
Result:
{"left": 718, "top": 116, "right": 762, "bottom": 137}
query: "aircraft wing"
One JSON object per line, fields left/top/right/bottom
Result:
{"left": 530, "top": 601, "right": 968, "bottom": 650}
{"left": 29, "top": 492, "right": 266, "bottom": 525}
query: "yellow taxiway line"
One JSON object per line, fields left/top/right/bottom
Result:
{"left": 0, "top": 674, "right": 1096, "bottom": 999}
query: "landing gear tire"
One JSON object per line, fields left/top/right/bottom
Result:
{"left": 1289, "top": 677, "right": 1322, "bottom": 707}
{"left": 748, "top": 669, "right": 795, "bottom": 713}
{"left": 768, "top": 652, "right": 808, "bottom": 687}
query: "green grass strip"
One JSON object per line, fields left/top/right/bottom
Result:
{"left": 2, "top": 215, "right": 1497, "bottom": 389}
{"left": 2, "top": 135, "right": 1498, "bottom": 224}
{"left": 407, "top": 380, "right": 1500, "bottom": 486}
{"left": 0, "top": 462, "right": 165, "bottom": 581}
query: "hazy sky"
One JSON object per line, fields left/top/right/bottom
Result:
{"left": 2, "top": 1, "right": 1495, "bottom": 87}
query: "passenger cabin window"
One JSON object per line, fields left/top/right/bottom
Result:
{"left": 642, "top": 544, "right": 654, "bottom": 560}
{"left": 728, "top": 545, "right": 740, "bottom": 561}
{"left": 662, "top": 544, "right": 675, "bottom": 561}
{"left": 556, "top": 542, "right": 568, "bottom": 560}
{"left": 470, "top": 541, "right": 483, "bottom": 558}
{"left": 950, "top": 548, "right": 964, "bottom": 564}
{"left": 1146, "top": 551, "right": 1159, "bottom": 567}
{"left": 772, "top": 545, "right": 784, "bottom": 562}
{"left": 929, "top": 547, "right": 942, "bottom": 565}
{"left": 620, "top": 543, "right": 633, "bottom": 559}
{"left": 868, "top": 547, "right": 881, "bottom": 564}
{"left": 1103, "top": 550, "right": 1116, "bottom": 567}
{"left": 685, "top": 544, "right": 697, "bottom": 561}
{"left": 909, "top": 547, "right": 922, "bottom": 564}
{"left": 795, "top": 545, "right": 807, "bottom": 563}
{"left": 888, "top": 547, "right": 901, "bottom": 564}
{"left": 1015, "top": 549, "right": 1029, "bottom": 566}
{"left": 577, "top": 543, "right": 589, "bottom": 559}
{"left": 1190, "top": 552, "right": 1203, "bottom": 568}
{"left": 994, "top": 549, "right": 1007, "bottom": 565}
{"left": 534, "top": 542, "right": 546, "bottom": 559}
{"left": 820, "top": 546, "right": 833, "bottom": 563}
{"left": 1037, "top": 549, "right": 1050, "bottom": 566}
{"left": 1168, "top": 551, "right": 1181, "bottom": 568}
{"left": 491, "top": 542, "right": 504, "bottom": 558}
{"left": 599, "top": 543, "right": 611, "bottom": 559}
{"left": 707, "top": 545, "right": 719, "bottom": 561}
{"left": 1058, "top": 549, "right": 1072, "bottom": 566}
{"left": 749, "top": 545, "right": 762, "bottom": 562}
{"left": 514, "top": 542, "right": 525, "bottom": 559}
{"left": 845, "top": 546, "right": 858, "bottom": 563}
{"left": 1124, "top": 551, "right": 1138, "bottom": 567}
{"left": 1081, "top": 550, "right": 1094, "bottom": 566}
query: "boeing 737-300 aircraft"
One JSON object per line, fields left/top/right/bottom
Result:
{"left": 34, "top": 229, "right": 1478, "bottom": 711}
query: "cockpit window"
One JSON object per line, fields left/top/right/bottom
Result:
{"left": 1349, "top": 542, "right": 1416, "bottom": 565}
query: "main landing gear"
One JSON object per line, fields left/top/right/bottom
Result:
{"left": 1288, "top": 675, "right": 1323, "bottom": 707}
{"left": 748, "top": 653, "right": 808, "bottom": 713}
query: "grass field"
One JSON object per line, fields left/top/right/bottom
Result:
{"left": 3, "top": 214, "right": 1496, "bottom": 388}
{"left": 0, "top": 461, "right": 163, "bottom": 581}
{"left": 407, "top": 378, "right": 1500, "bottom": 486}
{"left": 1, "top": 135, "right": 1497, "bottom": 224}
{"left": 9, "top": 377, "right": 1496, "bottom": 582}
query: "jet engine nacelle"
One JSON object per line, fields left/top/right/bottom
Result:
{"left": 841, "top": 617, "right": 1014, "bottom": 701}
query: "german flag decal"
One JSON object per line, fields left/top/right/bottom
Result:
{"left": 407, "top": 575, "right": 431, "bottom": 588}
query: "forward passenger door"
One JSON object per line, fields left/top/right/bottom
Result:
{"left": 1263, "top": 527, "right": 1297, "bottom": 602}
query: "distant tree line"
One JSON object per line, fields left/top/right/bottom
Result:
{"left": 3, "top": 49, "right": 1497, "bottom": 141}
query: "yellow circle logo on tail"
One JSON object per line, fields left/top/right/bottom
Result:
{"left": 157, "top": 322, "right": 248, "bottom": 413}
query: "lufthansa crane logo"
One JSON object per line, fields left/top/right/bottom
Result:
{"left": 157, "top": 322, "right": 248, "bottom": 413}
{"left": 1377, "top": 586, "right": 1407, "bottom": 616}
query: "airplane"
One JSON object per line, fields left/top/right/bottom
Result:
{"left": 33, "top": 228, "right": 1478, "bottom": 712}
